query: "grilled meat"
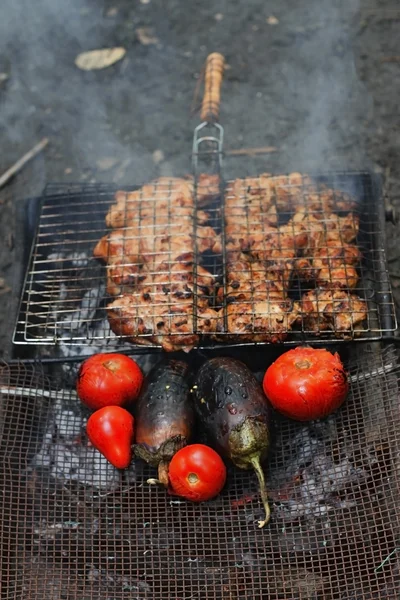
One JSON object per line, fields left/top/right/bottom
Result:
{"left": 218, "top": 254, "right": 289, "bottom": 303}
{"left": 295, "top": 242, "right": 361, "bottom": 289}
{"left": 96, "top": 171, "right": 365, "bottom": 348}
{"left": 216, "top": 299, "right": 297, "bottom": 344}
{"left": 108, "top": 296, "right": 219, "bottom": 353}
{"left": 107, "top": 261, "right": 219, "bottom": 353}
{"left": 290, "top": 211, "right": 361, "bottom": 288}
{"left": 294, "top": 288, "right": 367, "bottom": 334}
{"left": 218, "top": 172, "right": 364, "bottom": 339}
{"left": 95, "top": 177, "right": 220, "bottom": 351}
{"left": 225, "top": 173, "right": 357, "bottom": 228}
{"left": 94, "top": 224, "right": 217, "bottom": 291}
{"left": 106, "top": 175, "right": 219, "bottom": 229}
{"left": 215, "top": 252, "right": 297, "bottom": 342}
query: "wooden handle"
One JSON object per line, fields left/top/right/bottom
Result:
{"left": 200, "top": 52, "right": 225, "bottom": 123}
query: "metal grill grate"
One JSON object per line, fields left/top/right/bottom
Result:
{"left": 13, "top": 172, "right": 397, "bottom": 351}
{"left": 1, "top": 345, "right": 399, "bottom": 599}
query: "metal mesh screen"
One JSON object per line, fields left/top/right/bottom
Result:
{"left": 13, "top": 172, "right": 396, "bottom": 352}
{"left": 1, "top": 344, "right": 399, "bottom": 599}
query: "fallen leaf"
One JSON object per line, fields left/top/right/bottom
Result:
{"left": 152, "top": 149, "right": 164, "bottom": 164}
{"left": 266, "top": 15, "right": 279, "bottom": 25}
{"left": 106, "top": 7, "right": 119, "bottom": 17}
{"left": 96, "top": 157, "right": 119, "bottom": 171}
{"left": 136, "top": 27, "right": 159, "bottom": 45}
{"left": 75, "top": 48, "right": 126, "bottom": 71}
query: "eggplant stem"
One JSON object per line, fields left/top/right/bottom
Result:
{"left": 157, "top": 461, "right": 170, "bottom": 488}
{"left": 249, "top": 455, "right": 271, "bottom": 528}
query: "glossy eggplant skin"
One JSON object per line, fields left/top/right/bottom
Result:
{"left": 193, "top": 357, "right": 271, "bottom": 465}
{"left": 193, "top": 356, "right": 271, "bottom": 526}
{"left": 134, "top": 359, "right": 194, "bottom": 482}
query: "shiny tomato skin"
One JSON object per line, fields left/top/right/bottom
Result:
{"left": 263, "top": 346, "right": 349, "bottom": 421}
{"left": 77, "top": 353, "right": 144, "bottom": 410}
{"left": 168, "top": 444, "right": 227, "bottom": 502}
{"left": 86, "top": 406, "right": 134, "bottom": 469}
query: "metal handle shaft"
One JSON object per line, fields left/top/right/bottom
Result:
{"left": 200, "top": 52, "right": 225, "bottom": 123}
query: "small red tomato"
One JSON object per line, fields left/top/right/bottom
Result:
{"left": 168, "top": 444, "right": 227, "bottom": 502}
{"left": 86, "top": 406, "right": 134, "bottom": 469}
{"left": 77, "top": 353, "right": 143, "bottom": 410}
{"left": 263, "top": 346, "right": 349, "bottom": 421}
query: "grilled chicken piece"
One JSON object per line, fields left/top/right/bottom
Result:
{"left": 94, "top": 225, "right": 218, "bottom": 289}
{"left": 217, "top": 254, "right": 289, "bottom": 303}
{"left": 196, "top": 173, "right": 221, "bottom": 205}
{"left": 290, "top": 210, "right": 361, "bottom": 288}
{"left": 215, "top": 253, "right": 296, "bottom": 342}
{"left": 95, "top": 176, "right": 220, "bottom": 351}
{"left": 224, "top": 172, "right": 315, "bottom": 229}
{"left": 106, "top": 261, "right": 216, "bottom": 299}
{"left": 106, "top": 176, "right": 219, "bottom": 228}
{"left": 284, "top": 210, "right": 359, "bottom": 249}
{"left": 299, "top": 189, "right": 357, "bottom": 213}
{"left": 215, "top": 300, "right": 297, "bottom": 344}
{"left": 295, "top": 289, "right": 367, "bottom": 334}
{"left": 296, "top": 242, "right": 361, "bottom": 289}
{"left": 225, "top": 173, "right": 356, "bottom": 226}
{"left": 108, "top": 296, "right": 219, "bottom": 352}
{"left": 107, "top": 260, "right": 219, "bottom": 352}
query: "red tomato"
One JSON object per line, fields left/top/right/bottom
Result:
{"left": 77, "top": 353, "right": 143, "bottom": 410}
{"left": 86, "top": 406, "right": 134, "bottom": 469}
{"left": 263, "top": 346, "right": 349, "bottom": 421}
{"left": 168, "top": 444, "right": 226, "bottom": 502}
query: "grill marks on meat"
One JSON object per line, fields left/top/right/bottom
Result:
{"left": 96, "top": 177, "right": 220, "bottom": 351}
{"left": 218, "top": 173, "right": 367, "bottom": 339}
{"left": 294, "top": 288, "right": 368, "bottom": 334}
{"left": 215, "top": 253, "right": 298, "bottom": 343}
{"left": 107, "top": 263, "right": 219, "bottom": 352}
{"left": 289, "top": 210, "right": 361, "bottom": 289}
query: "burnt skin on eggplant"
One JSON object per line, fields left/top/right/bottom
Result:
{"left": 193, "top": 357, "right": 271, "bottom": 527}
{"left": 134, "top": 358, "right": 194, "bottom": 487}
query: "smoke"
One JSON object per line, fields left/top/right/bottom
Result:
{"left": 0, "top": 0, "right": 375, "bottom": 188}
{"left": 281, "top": 0, "right": 372, "bottom": 172}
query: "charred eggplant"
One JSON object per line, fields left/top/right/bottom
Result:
{"left": 193, "top": 357, "right": 271, "bottom": 527}
{"left": 134, "top": 358, "right": 194, "bottom": 486}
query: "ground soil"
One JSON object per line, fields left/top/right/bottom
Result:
{"left": 1, "top": 0, "right": 400, "bottom": 359}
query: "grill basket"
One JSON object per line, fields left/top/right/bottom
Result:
{"left": 1, "top": 344, "right": 399, "bottom": 599}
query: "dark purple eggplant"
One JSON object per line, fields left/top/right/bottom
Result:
{"left": 193, "top": 357, "right": 271, "bottom": 527}
{"left": 134, "top": 358, "right": 194, "bottom": 486}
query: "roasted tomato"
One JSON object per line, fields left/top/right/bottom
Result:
{"left": 168, "top": 444, "right": 227, "bottom": 502}
{"left": 77, "top": 353, "right": 143, "bottom": 410}
{"left": 86, "top": 405, "right": 134, "bottom": 469}
{"left": 263, "top": 346, "right": 349, "bottom": 421}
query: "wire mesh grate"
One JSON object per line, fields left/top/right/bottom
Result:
{"left": 0, "top": 345, "right": 399, "bottom": 599}
{"left": 13, "top": 172, "right": 397, "bottom": 352}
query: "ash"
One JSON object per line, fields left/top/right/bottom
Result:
{"left": 270, "top": 418, "right": 369, "bottom": 521}
{"left": 30, "top": 396, "right": 122, "bottom": 491}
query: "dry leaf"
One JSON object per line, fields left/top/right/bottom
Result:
{"left": 75, "top": 47, "right": 126, "bottom": 71}
{"left": 136, "top": 27, "right": 159, "bottom": 45}
{"left": 96, "top": 157, "right": 119, "bottom": 171}
{"left": 152, "top": 149, "right": 165, "bottom": 164}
